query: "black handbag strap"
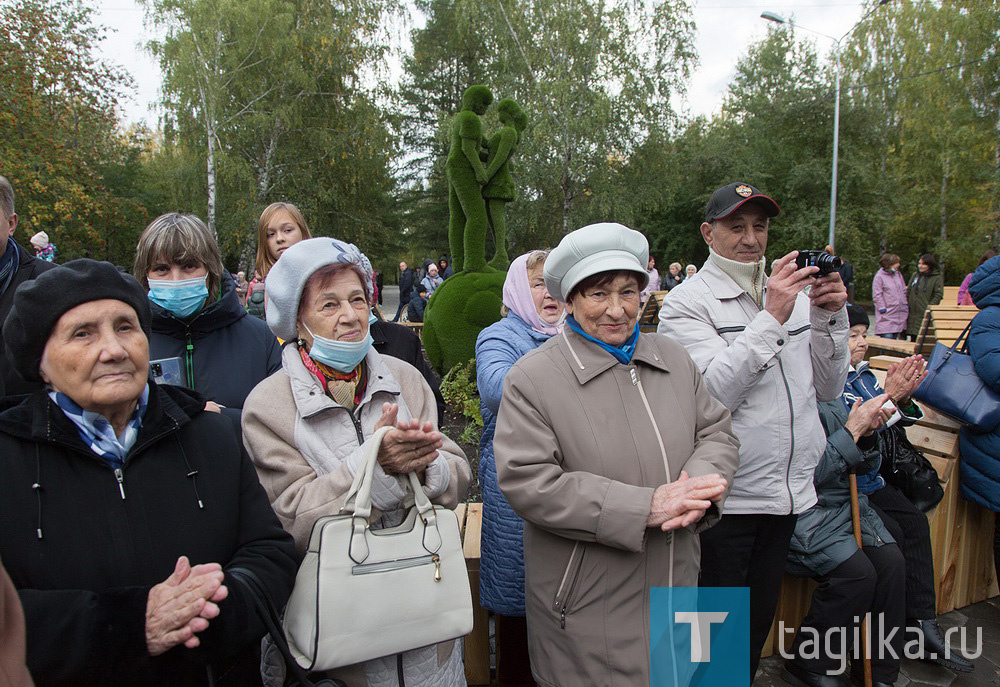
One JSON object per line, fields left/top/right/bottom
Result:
{"left": 228, "top": 567, "right": 343, "bottom": 687}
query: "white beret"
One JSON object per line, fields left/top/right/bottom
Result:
{"left": 543, "top": 223, "right": 649, "bottom": 302}
{"left": 265, "top": 237, "right": 374, "bottom": 341}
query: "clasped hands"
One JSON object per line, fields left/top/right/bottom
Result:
{"left": 647, "top": 471, "right": 728, "bottom": 532}
{"left": 765, "top": 251, "right": 848, "bottom": 325}
{"left": 374, "top": 402, "right": 442, "bottom": 476}
{"left": 146, "top": 555, "right": 228, "bottom": 656}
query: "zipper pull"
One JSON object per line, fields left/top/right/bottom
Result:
{"left": 560, "top": 606, "right": 566, "bottom": 629}
{"left": 630, "top": 368, "right": 638, "bottom": 386}
{"left": 432, "top": 555, "right": 441, "bottom": 582}
{"left": 114, "top": 468, "right": 126, "bottom": 500}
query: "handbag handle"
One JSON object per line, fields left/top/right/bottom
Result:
{"left": 928, "top": 320, "right": 975, "bottom": 374}
{"left": 228, "top": 567, "right": 343, "bottom": 687}
{"left": 342, "top": 425, "right": 436, "bottom": 520}
{"left": 340, "top": 424, "right": 441, "bottom": 563}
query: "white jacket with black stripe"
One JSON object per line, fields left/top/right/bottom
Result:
{"left": 658, "top": 256, "right": 849, "bottom": 515}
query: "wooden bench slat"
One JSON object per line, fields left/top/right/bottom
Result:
{"left": 463, "top": 503, "right": 483, "bottom": 560}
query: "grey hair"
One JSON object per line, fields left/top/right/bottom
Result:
{"left": 0, "top": 176, "right": 14, "bottom": 219}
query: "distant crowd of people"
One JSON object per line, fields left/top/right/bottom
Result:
{"left": 1, "top": 171, "right": 998, "bottom": 687}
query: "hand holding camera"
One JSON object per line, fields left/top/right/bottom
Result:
{"left": 766, "top": 251, "right": 847, "bottom": 322}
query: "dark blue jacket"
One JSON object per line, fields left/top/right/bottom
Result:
{"left": 475, "top": 313, "right": 554, "bottom": 615}
{"left": 959, "top": 256, "right": 1000, "bottom": 511}
{"left": 407, "top": 293, "right": 426, "bottom": 322}
{"left": 398, "top": 268, "right": 415, "bottom": 302}
{"left": 149, "top": 272, "right": 280, "bottom": 425}
{"left": 843, "top": 361, "right": 922, "bottom": 495}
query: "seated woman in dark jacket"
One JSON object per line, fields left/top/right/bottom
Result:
{"left": 843, "top": 305, "right": 972, "bottom": 672}
{"left": 783, "top": 395, "right": 904, "bottom": 687}
{"left": 0, "top": 260, "right": 297, "bottom": 686}
{"left": 133, "top": 213, "right": 281, "bottom": 424}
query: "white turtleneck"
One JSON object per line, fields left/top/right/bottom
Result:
{"left": 709, "top": 248, "right": 767, "bottom": 307}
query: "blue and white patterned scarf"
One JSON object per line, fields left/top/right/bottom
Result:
{"left": 50, "top": 384, "right": 150, "bottom": 469}
{"left": 0, "top": 238, "right": 20, "bottom": 297}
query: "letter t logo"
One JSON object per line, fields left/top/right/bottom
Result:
{"left": 675, "top": 611, "right": 729, "bottom": 662}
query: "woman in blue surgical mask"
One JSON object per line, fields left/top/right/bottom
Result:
{"left": 241, "top": 237, "right": 472, "bottom": 687}
{"left": 133, "top": 213, "right": 281, "bottom": 424}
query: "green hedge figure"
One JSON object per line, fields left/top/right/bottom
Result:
{"left": 422, "top": 269, "right": 505, "bottom": 375}
{"left": 447, "top": 85, "right": 493, "bottom": 273}
{"left": 484, "top": 98, "right": 527, "bottom": 270}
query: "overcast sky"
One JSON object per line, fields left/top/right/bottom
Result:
{"left": 94, "top": 0, "right": 878, "bottom": 129}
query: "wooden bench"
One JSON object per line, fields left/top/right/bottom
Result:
{"left": 638, "top": 290, "right": 668, "bottom": 333}
{"left": 865, "top": 336, "right": 918, "bottom": 357}
{"left": 943, "top": 285, "right": 960, "bottom": 304}
{"left": 762, "top": 379, "right": 998, "bottom": 657}
{"left": 915, "top": 304, "right": 979, "bottom": 351}
{"left": 455, "top": 503, "right": 491, "bottom": 685}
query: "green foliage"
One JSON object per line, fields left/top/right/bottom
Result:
{"left": 399, "top": 0, "right": 697, "bottom": 254}
{"left": 0, "top": 0, "right": 152, "bottom": 265}
{"left": 422, "top": 270, "right": 505, "bottom": 375}
{"left": 439, "top": 358, "right": 482, "bottom": 445}
{"left": 141, "top": 0, "right": 403, "bottom": 272}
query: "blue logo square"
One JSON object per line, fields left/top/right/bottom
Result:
{"left": 650, "top": 587, "right": 751, "bottom": 687}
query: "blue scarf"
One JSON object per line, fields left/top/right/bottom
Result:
{"left": 0, "top": 238, "right": 20, "bottom": 297}
{"left": 565, "top": 315, "right": 640, "bottom": 364}
{"left": 50, "top": 384, "right": 149, "bottom": 469}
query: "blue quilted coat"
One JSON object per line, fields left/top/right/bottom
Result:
{"left": 959, "top": 256, "right": 1000, "bottom": 511}
{"left": 475, "top": 313, "right": 554, "bottom": 616}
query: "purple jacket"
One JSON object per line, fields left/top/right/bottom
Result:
{"left": 872, "top": 268, "right": 908, "bottom": 335}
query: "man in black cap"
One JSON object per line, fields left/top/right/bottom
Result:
{"left": 0, "top": 175, "right": 56, "bottom": 398}
{"left": 658, "top": 182, "right": 849, "bottom": 677}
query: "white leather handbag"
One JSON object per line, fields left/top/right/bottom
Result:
{"left": 282, "top": 426, "right": 473, "bottom": 671}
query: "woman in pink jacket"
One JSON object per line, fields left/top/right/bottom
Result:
{"left": 872, "top": 253, "right": 908, "bottom": 338}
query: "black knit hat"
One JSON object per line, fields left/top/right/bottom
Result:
{"left": 847, "top": 304, "right": 869, "bottom": 330}
{"left": 705, "top": 182, "right": 780, "bottom": 221}
{"left": 3, "top": 259, "right": 152, "bottom": 382}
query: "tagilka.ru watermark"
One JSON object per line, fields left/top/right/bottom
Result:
{"left": 777, "top": 613, "right": 982, "bottom": 676}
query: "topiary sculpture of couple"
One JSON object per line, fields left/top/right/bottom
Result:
{"left": 424, "top": 86, "right": 527, "bottom": 375}
{"left": 447, "top": 85, "right": 526, "bottom": 273}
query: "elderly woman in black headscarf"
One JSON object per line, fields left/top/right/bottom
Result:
{"left": 0, "top": 259, "right": 297, "bottom": 687}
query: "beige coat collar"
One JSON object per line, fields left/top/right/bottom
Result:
{"left": 558, "top": 327, "right": 670, "bottom": 385}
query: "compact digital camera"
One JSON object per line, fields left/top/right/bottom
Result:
{"left": 795, "top": 250, "right": 843, "bottom": 276}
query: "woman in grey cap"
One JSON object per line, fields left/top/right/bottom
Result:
{"left": 0, "top": 259, "right": 297, "bottom": 687}
{"left": 241, "top": 237, "right": 471, "bottom": 687}
{"left": 493, "top": 222, "right": 740, "bottom": 687}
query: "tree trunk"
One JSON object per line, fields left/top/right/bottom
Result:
{"left": 940, "top": 152, "right": 949, "bottom": 243}
{"left": 206, "top": 117, "right": 218, "bottom": 241}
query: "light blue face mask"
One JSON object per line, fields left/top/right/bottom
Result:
{"left": 148, "top": 276, "right": 209, "bottom": 319}
{"left": 303, "top": 323, "right": 373, "bottom": 372}
{"left": 368, "top": 310, "right": 378, "bottom": 325}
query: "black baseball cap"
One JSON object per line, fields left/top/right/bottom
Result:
{"left": 705, "top": 182, "right": 781, "bottom": 221}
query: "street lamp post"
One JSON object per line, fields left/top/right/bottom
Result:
{"left": 761, "top": 1, "right": 891, "bottom": 252}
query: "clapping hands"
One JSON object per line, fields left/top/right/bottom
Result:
{"left": 884, "top": 355, "right": 927, "bottom": 405}
{"left": 374, "top": 402, "right": 442, "bottom": 476}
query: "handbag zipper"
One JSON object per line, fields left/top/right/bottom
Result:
{"left": 352, "top": 553, "right": 439, "bottom": 578}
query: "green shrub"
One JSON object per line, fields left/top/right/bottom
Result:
{"left": 440, "top": 358, "right": 482, "bottom": 446}
{"left": 422, "top": 270, "right": 505, "bottom": 375}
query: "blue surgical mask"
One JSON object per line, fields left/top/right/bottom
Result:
{"left": 368, "top": 311, "right": 378, "bottom": 325}
{"left": 303, "top": 323, "right": 373, "bottom": 372}
{"left": 148, "top": 276, "right": 209, "bottom": 319}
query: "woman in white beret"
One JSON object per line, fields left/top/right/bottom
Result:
{"left": 493, "top": 223, "right": 740, "bottom": 686}
{"left": 241, "top": 237, "right": 471, "bottom": 687}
